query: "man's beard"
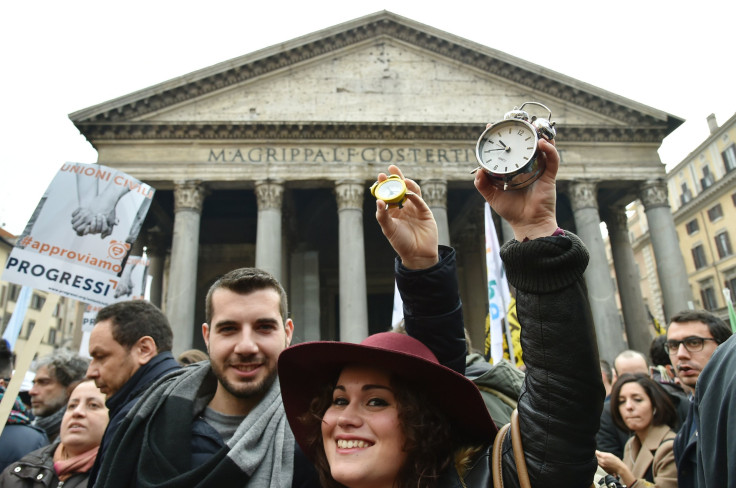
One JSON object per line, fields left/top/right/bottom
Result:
{"left": 33, "top": 394, "right": 67, "bottom": 417}
{"left": 211, "top": 358, "right": 278, "bottom": 401}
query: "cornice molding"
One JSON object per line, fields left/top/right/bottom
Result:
{"left": 75, "top": 122, "right": 671, "bottom": 143}
{"left": 71, "top": 17, "right": 678, "bottom": 134}
{"left": 672, "top": 169, "right": 736, "bottom": 222}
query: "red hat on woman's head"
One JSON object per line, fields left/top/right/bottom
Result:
{"left": 278, "top": 332, "right": 497, "bottom": 459}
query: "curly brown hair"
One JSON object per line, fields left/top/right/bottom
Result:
{"left": 299, "top": 367, "right": 469, "bottom": 488}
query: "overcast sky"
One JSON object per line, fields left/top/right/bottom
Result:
{"left": 2, "top": 0, "right": 734, "bottom": 235}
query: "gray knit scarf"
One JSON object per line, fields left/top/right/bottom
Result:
{"left": 95, "top": 361, "right": 294, "bottom": 488}
{"left": 32, "top": 405, "right": 64, "bottom": 442}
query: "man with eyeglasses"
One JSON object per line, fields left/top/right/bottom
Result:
{"left": 666, "top": 310, "right": 732, "bottom": 488}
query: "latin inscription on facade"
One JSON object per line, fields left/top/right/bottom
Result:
{"left": 207, "top": 146, "right": 476, "bottom": 164}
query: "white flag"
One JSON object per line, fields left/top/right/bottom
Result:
{"left": 391, "top": 281, "right": 403, "bottom": 329}
{"left": 2, "top": 285, "right": 32, "bottom": 350}
{"left": 484, "top": 204, "right": 511, "bottom": 364}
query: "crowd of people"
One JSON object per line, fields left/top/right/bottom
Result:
{"left": 1, "top": 137, "right": 734, "bottom": 487}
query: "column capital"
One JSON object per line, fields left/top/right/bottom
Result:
{"left": 335, "top": 180, "right": 365, "bottom": 210}
{"left": 602, "top": 205, "right": 628, "bottom": 234}
{"left": 568, "top": 180, "right": 599, "bottom": 212}
{"left": 638, "top": 179, "right": 670, "bottom": 210}
{"left": 255, "top": 180, "right": 285, "bottom": 210}
{"left": 173, "top": 180, "right": 205, "bottom": 213}
{"left": 420, "top": 179, "right": 447, "bottom": 208}
{"left": 142, "top": 228, "right": 167, "bottom": 257}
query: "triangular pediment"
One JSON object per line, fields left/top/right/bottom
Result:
{"left": 71, "top": 11, "right": 682, "bottom": 143}
{"left": 138, "top": 39, "right": 619, "bottom": 127}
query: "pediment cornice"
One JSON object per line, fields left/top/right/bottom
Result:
{"left": 75, "top": 121, "right": 670, "bottom": 144}
{"left": 70, "top": 12, "right": 681, "bottom": 136}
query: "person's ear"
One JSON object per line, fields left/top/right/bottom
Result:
{"left": 133, "top": 336, "right": 157, "bottom": 365}
{"left": 284, "top": 319, "right": 294, "bottom": 348}
{"left": 202, "top": 323, "right": 210, "bottom": 351}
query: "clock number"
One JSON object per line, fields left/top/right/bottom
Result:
{"left": 493, "top": 165, "right": 498, "bottom": 170}
{"left": 517, "top": 130, "right": 524, "bottom": 136}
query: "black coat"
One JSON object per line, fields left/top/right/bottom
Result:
{"left": 400, "top": 234, "right": 603, "bottom": 487}
{"left": 0, "top": 442, "right": 89, "bottom": 488}
{"left": 88, "top": 351, "right": 180, "bottom": 486}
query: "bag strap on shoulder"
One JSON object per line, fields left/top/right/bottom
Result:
{"left": 491, "top": 409, "right": 594, "bottom": 488}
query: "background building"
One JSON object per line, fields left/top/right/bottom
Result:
{"left": 626, "top": 113, "right": 736, "bottom": 326}
{"left": 65, "top": 12, "right": 687, "bottom": 362}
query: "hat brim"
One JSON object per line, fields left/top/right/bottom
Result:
{"left": 278, "top": 340, "right": 497, "bottom": 460}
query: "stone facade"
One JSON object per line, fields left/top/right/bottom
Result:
{"left": 626, "top": 112, "right": 736, "bottom": 327}
{"left": 70, "top": 11, "right": 685, "bottom": 361}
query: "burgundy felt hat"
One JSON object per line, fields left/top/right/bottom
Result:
{"left": 278, "top": 332, "right": 497, "bottom": 459}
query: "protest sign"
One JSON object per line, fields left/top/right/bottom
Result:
{"left": 2, "top": 163, "right": 154, "bottom": 306}
{"left": 79, "top": 254, "right": 149, "bottom": 357}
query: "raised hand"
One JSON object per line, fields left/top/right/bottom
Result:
{"left": 374, "top": 165, "right": 439, "bottom": 270}
{"left": 474, "top": 138, "right": 559, "bottom": 241}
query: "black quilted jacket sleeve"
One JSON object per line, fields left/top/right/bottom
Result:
{"left": 499, "top": 232, "right": 603, "bottom": 488}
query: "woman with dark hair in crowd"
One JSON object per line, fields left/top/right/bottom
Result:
{"left": 1, "top": 380, "right": 108, "bottom": 487}
{"left": 596, "top": 373, "right": 678, "bottom": 488}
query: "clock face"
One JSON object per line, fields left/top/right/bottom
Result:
{"left": 376, "top": 178, "right": 405, "bottom": 200}
{"left": 476, "top": 119, "right": 538, "bottom": 175}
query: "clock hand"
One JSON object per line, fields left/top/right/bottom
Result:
{"left": 496, "top": 140, "right": 511, "bottom": 152}
{"left": 484, "top": 148, "right": 506, "bottom": 152}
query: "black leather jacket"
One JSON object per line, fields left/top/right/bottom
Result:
{"left": 398, "top": 233, "right": 603, "bottom": 487}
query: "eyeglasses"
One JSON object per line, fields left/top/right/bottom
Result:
{"left": 664, "top": 336, "right": 718, "bottom": 354}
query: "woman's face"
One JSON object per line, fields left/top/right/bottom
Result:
{"left": 321, "top": 364, "right": 408, "bottom": 488}
{"left": 618, "top": 382, "right": 653, "bottom": 435}
{"left": 60, "top": 381, "right": 108, "bottom": 456}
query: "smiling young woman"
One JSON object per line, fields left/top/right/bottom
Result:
{"left": 279, "top": 332, "right": 496, "bottom": 488}
{"left": 596, "top": 374, "right": 678, "bottom": 488}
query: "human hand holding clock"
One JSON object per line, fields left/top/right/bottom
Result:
{"left": 373, "top": 165, "right": 439, "bottom": 270}
{"left": 475, "top": 137, "right": 560, "bottom": 241}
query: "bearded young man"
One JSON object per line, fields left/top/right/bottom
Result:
{"left": 91, "top": 268, "right": 320, "bottom": 488}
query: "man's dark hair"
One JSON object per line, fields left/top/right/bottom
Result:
{"left": 205, "top": 267, "right": 288, "bottom": 325}
{"left": 610, "top": 373, "right": 677, "bottom": 432}
{"left": 95, "top": 300, "right": 173, "bottom": 352}
{"left": 669, "top": 309, "right": 732, "bottom": 345}
{"left": 0, "top": 339, "right": 13, "bottom": 378}
{"left": 649, "top": 335, "right": 672, "bottom": 367}
{"left": 34, "top": 351, "right": 89, "bottom": 387}
{"left": 599, "top": 359, "right": 613, "bottom": 384}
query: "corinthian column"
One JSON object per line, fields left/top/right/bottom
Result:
{"left": 335, "top": 180, "right": 368, "bottom": 343}
{"left": 166, "top": 181, "right": 204, "bottom": 354}
{"left": 569, "top": 181, "right": 626, "bottom": 361}
{"left": 255, "top": 180, "right": 284, "bottom": 281}
{"left": 421, "top": 179, "right": 450, "bottom": 247}
{"left": 603, "top": 206, "right": 652, "bottom": 353}
{"left": 639, "top": 180, "right": 693, "bottom": 320}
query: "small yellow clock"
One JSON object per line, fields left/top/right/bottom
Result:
{"left": 370, "top": 175, "right": 408, "bottom": 208}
